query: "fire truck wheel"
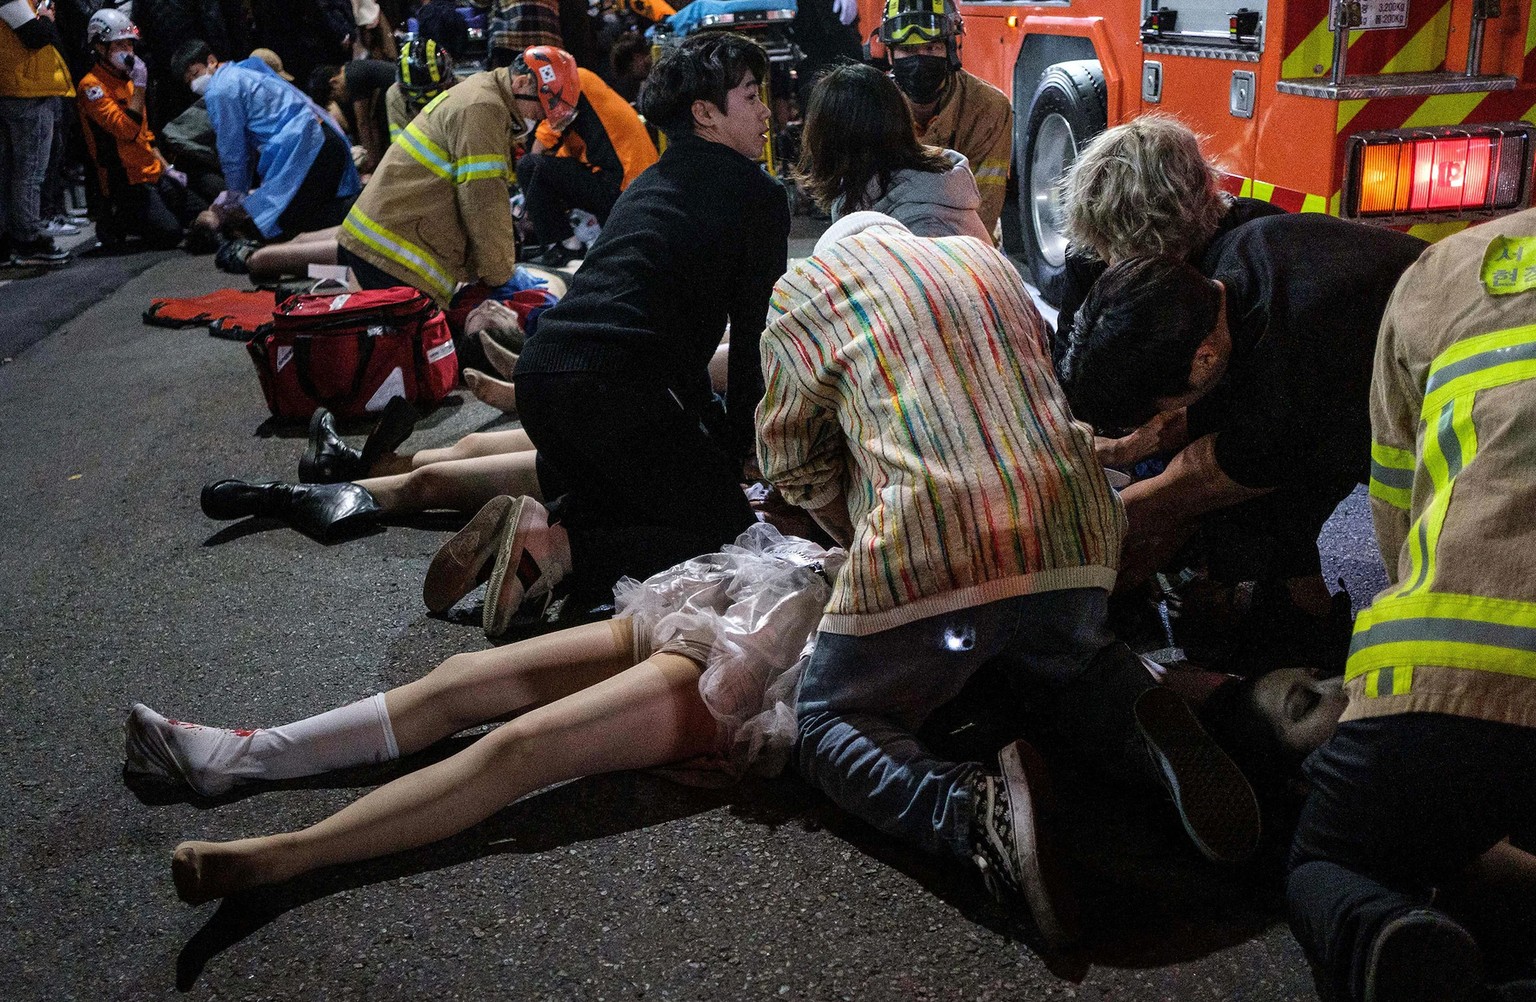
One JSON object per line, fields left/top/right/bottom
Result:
{"left": 1019, "top": 60, "right": 1106, "bottom": 306}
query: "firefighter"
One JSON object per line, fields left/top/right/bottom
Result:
{"left": 512, "top": 45, "right": 657, "bottom": 267}
{"left": 1060, "top": 214, "right": 1427, "bottom": 669}
{"left": 385, "top": 36, "right": 456, "bottom": 143}
{"left": 335, "top": 63, "right": 526, "bottom": 304}
{"left": 877, "top": 0, "right": 1010, "bottom": 240}
{"left": 77, "top": 7, "right": 207, "bottom": 249}
{"left": 1285, "top": 207, "right": 1536, "bottom": 1002}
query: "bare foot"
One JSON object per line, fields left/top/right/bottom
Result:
{"left": 172, "top": 839, "right": 268, "bottom": 904}
{"left": 464, "top": 369, "right": 518, "bottom": 414}
{"left": 477, "top": 329, "right": 521, "bottom": 379}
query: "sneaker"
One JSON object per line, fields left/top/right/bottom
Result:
{"left": 1364, "top": 909, "right": 1482, "bottom": 1002}
{"left": 41, "top": 215, "right": 81, "bottom": 237}
{"left": 1135, "top": 686, "right": 1262, "bottom": 864}
{"left": 527, "top": 241, "right": 581, "bottom": 268}
{"left": 422, "top": 495, "right": 518, "bottom": 613}
{"left": 482, "top": 496, "right": 572, "bottom": 638}
{"left": 969, "top": 739, "right": 1080, "bottom": 950}
{"left": 214, "top": 238, "right": 260, "bottom": 274}
{"left": 11, "top": 236, "right": 70, "bottom": 267}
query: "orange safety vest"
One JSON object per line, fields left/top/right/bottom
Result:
{"left": 78, "top": 66, "right": 163, "bottom": 196}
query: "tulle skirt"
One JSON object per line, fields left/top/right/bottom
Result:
{"left": 613, "top": 523, "right": 845, "bottom": 780}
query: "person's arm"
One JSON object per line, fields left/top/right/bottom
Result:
{"left": 1116, "top": 432, "right": 1272, "bottom": 587}
{"left": 1095, "top": 407, "right": 1189, "bottom": 469}
{"left": 1365, "top": 290, "right": 1420, "bottom": 581}
{"left": 451, "top": 105, "right": 518, "bottom": 287}
{"left": 205, "top": 75, "right": 253, "bottom": 196}
{"left": 756, "top": 314, "right": 849, "bottom": 527}
{"left": 79, "top": 80, "right": 148, "bottom": 144}
{"left": 724, "top": 182, "right": 792, "bottom": 461}
{"left": 968, "top": 88, "right": 1013, "bottom": 237}
{"left": 570, "top": 97, "right": 623, "bottom": 178}
{"left": 0, "top": 0, "right": 62, "bottom": 49}
{"left": 352, "top": 95, "right": 384, "bottom": 170}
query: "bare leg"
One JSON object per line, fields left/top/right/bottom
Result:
{"left": 358, "top": 451, "right": 542, "bottom": 514}
{"left": 172, "top": 653, "right": 714, "bottom": 902}
{"left": 464, "top": 369, "right": 518, "bottom": 413}
{"left": 367, "top": 429, "right": 535, "bottom": 478}
{"left": 708, "top": 342, "right": 729, "bottom": 393}
{"left": 246, "top": 228, "right": 341, "bottom": 281}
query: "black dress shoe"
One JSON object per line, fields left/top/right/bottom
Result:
{"left": 200, "top": 480, "right": 382, "bottom": 539}
{"left": 299, "top": 408, "right": 368, "bottom": 484}
{"left": 359, "top": 396, "right": 419, "bottom": 467}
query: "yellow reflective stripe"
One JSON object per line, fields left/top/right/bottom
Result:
{"left": 1348, "top": 591, "right": 1536, "bottom": 682}
{"left": 1423, "top": 322, "right": 1536, "bottom": 413}
{"left": 341, "top": 207, "right": 455, "bottom": 302}
{"left": 398, "top": 125, "right": 455, "bottom": 181}
{"left": 1401, "top": 394, "right": 1476, "bottom": 596}
{"left": 403, "top": 121, "right": 450, "bottom": 163}
{"left": 1364, "top": 666, "right": 1381, "bottom": 697}
{"left": 455, "top": 154, "right": 509, "bottom": 182}
{"left": 1372, "top": 440, "right": 1415, "bottom": 470}
{"left": 397, "top": 124, "right": 509, "bottom": 184}
{"left": 388, "top": 122, "right": 403, "bottom": 141}
{"left": 1361, "top": 665, "right": 1414, "bottom": 697}
{"left": 1369, "top": 440, "right": 1414, "bottom": 509}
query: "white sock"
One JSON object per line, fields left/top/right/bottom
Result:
{"left": 125, "top": 694, "right": 400, "bottom": 796}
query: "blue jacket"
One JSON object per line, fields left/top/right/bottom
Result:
{"left": 205, "top": 57, "right": 360, "bottom": 237}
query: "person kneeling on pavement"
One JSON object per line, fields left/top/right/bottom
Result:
{"left": 77, "top": 8, "right": 207, "bottom": 250}
{"left": 173, "top": 39, "right": 362, "bottom": 270}
{"left": 759, "top": 212, "right": 1262, "bottom": 950}
{"left": 512, "top": 45, "right": 657, "bottom": 267}
{"left": 1060, "top": 214, "right": 1427, "bottom": 670}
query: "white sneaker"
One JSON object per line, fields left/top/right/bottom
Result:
{"left": 41, "top": 216, "right": 81, "bottom": 237}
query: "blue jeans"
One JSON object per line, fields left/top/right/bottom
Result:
{"left": 1286, "top": 713, "right": 1536, "bottom": 1002}
{"left": 0, "top": 96, "right": 55, "bottom": 243}
{"left": 794, "top": 588, "right": 1151, "bottom": 858}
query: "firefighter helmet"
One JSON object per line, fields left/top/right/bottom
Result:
{"left": 87, "top": 7, "right": 139, "bottom": 47}
{"left": 398, "top": 37, "right": 453, "bottom": 105}
{"left": 521, "top": 45, "right": 581, "bottom": 133}
{"left": 877, "top": 0, "right": 963, "bottom": 47}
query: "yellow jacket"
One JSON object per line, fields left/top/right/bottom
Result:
{"left": 340, "top": 68, "right": 524, "bottom": 305}
{"left": 1349, "top": 208, "right": 1536, "bottom": 730}
{"left": 919, "top": 69, "right": 1009, "bottom": 241}
{"left": 0, "top": 0, "right": 73, "bottom": 99}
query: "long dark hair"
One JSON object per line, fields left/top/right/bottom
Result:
{"left": 795, "top": 62, "right": 953, "bottom": 213}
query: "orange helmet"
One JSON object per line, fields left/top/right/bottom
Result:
{"left": 521, "top": 46, "right": 581, "bottom": 132}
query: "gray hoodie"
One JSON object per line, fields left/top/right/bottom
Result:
{"left": 832, "top": 148, "right": 990, "bottom": 242}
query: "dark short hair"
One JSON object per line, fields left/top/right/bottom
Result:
{"left": 307, "top": 65, "right": 342, "bottom": 107}
{"left": 1060, "top": 255, "right": 1221, "bottom": 430}
{"left": 171, "top": 39, "right": 214, "bottom": 81}
{"left": 638, "top": 32, "right": 769, "bottom": 140}
{"left": 610, "top": 32, "right": 650, "bottom": 76}
{"left": 1198, "top": 669, "right": 1311, "bottom": 844}
{"left": 795, "top": 61, "right": 952, "bottom": 213}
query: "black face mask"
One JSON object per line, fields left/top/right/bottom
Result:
{"left": 891, "top": 54, "right": 951, "bottom": 105}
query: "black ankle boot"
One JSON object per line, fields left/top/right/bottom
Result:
{"left": 200, "top": 480, "right": 382, "bottom": 539}
{"left": 359, "top": 396, "right": 419, "bottom": 467}
{"left": 299, "top": 408, "right": 368, "bottom": 484}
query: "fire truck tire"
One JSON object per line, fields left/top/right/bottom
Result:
{"left": 1019, "top": 60, "right": 1106, "bottom": 306}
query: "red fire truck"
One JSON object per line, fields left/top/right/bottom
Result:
{"left": 859, "top": 0, "right": 1536, "bottom": 297}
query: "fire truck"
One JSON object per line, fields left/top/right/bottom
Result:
{"left": 859, "top": 0, "right": 1536, "bottom": 299}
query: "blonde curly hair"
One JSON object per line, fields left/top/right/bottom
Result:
{"left": 1060, "top": 114, "right": 1231, "bottom": 263}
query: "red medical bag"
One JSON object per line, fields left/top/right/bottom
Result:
{"left": 246, "top": 287, "right": 458, "bottom": 420}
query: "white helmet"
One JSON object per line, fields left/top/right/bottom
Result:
{"left": 87, "top": 7, "right": 140, "bottom": 47}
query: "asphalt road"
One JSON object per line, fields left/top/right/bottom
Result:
{"left": 0, "top": 233, "right": 1385, "bottom": 1001}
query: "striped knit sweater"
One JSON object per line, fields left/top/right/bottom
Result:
{"left": 756, "top": 219, "right": 1126, "bottom": 636}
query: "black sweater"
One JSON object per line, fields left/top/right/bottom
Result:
{"left": 515, "top": 133, "right": 791, "bottom": 458}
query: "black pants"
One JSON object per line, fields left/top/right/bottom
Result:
{"left": 275, "top": 126, "right": 354, "bottom": 240}
{"left": 1287, "top": 713, "right": 1536, "bottom": 1002}
{"left": 515, "top": 371, "right": 755, "bottom": 602}
{"left": 516, "top": 152, "right": 621, "bottom": 246}
{"left": 108, "top": 176, "right": 210, "bottom": 248}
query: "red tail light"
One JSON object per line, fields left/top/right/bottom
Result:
{"left": 1345, "top": 124, "right": 1534, "bottom": 219}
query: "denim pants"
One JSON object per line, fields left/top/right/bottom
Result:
{"left": 1286, "top": 713, "right": 1536, "bottom": 1002}
{"left": 0, "top": 96, "right": 55, "bottom": 243}
{"left": 794, "top": 587, "right": 1154, "bottom": 858}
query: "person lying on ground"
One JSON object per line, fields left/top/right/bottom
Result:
{"left": 794, "top": 61, "right": 987, "bottom": 242}
{"left": 173, "top": 39, "right": 361, "bottom": 248}
{"left": 126, "top": 523, "right": 842, "bottom": 904}
{"left": 757, "top": 211, "right": 1259, "bottom": 951}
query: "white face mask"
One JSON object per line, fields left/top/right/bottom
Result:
{"left": 189, "top": 72, "right": 211, "bottom": 97}
{"left": 110, "top": 51, "right": 136, "bottom": 73}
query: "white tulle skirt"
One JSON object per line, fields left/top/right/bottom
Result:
{"left": 613, "top": 523, "right": 845, "bottom": 780}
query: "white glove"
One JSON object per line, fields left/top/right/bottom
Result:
{"left": 832, "top": 0, "right": 858, "bottom": 26}
{"left": 129, "top": 56, "right": 149, "bottom": 90}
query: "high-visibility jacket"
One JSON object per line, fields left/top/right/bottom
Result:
{"left": 0, "top": 0, "right": 72, "bottom": 99}
{"left": 78, "top": 66, "right": 163, "bottom": 196}
{"left": 1348, "top": 207, "right": 1536, "bottom": 730}
{"left": 339, "top": 68, "right": 522, "bottom": 305}
{"left": 919, "top": 69, "right": 1010, "bottom": 242}
{"left": 532, "top": 68, "right": 658, "bottom": 190}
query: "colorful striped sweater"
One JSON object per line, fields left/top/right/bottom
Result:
{"left": 755, "top": 220, "right": 1126, "bottom": 636}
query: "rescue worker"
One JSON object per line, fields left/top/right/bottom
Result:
{"left": 878, "top": 0, "right": 1010, "bottom": 241}
{"left": 1060, "top": 215, "right": 1427, "bottom": 668}
{"left": 1285, "top": 208, "right": 1536, "bottom": 1002}
{"left": 77, "top": 7, "right": 208, "bottom": 249}
{"left": 384, "top": 36, "right": 456, "bottom": 143}
{"left": 513, "top": 45, "right": 658, "bottom": 267}
{"left": 335, "top": 62, "right": 525, "bottom": 305}
{"left": 172, "top": 39, "right": 362, "bottom": 246}
{"left": 0, "top": 0, "right": 74, "bottom": 267}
